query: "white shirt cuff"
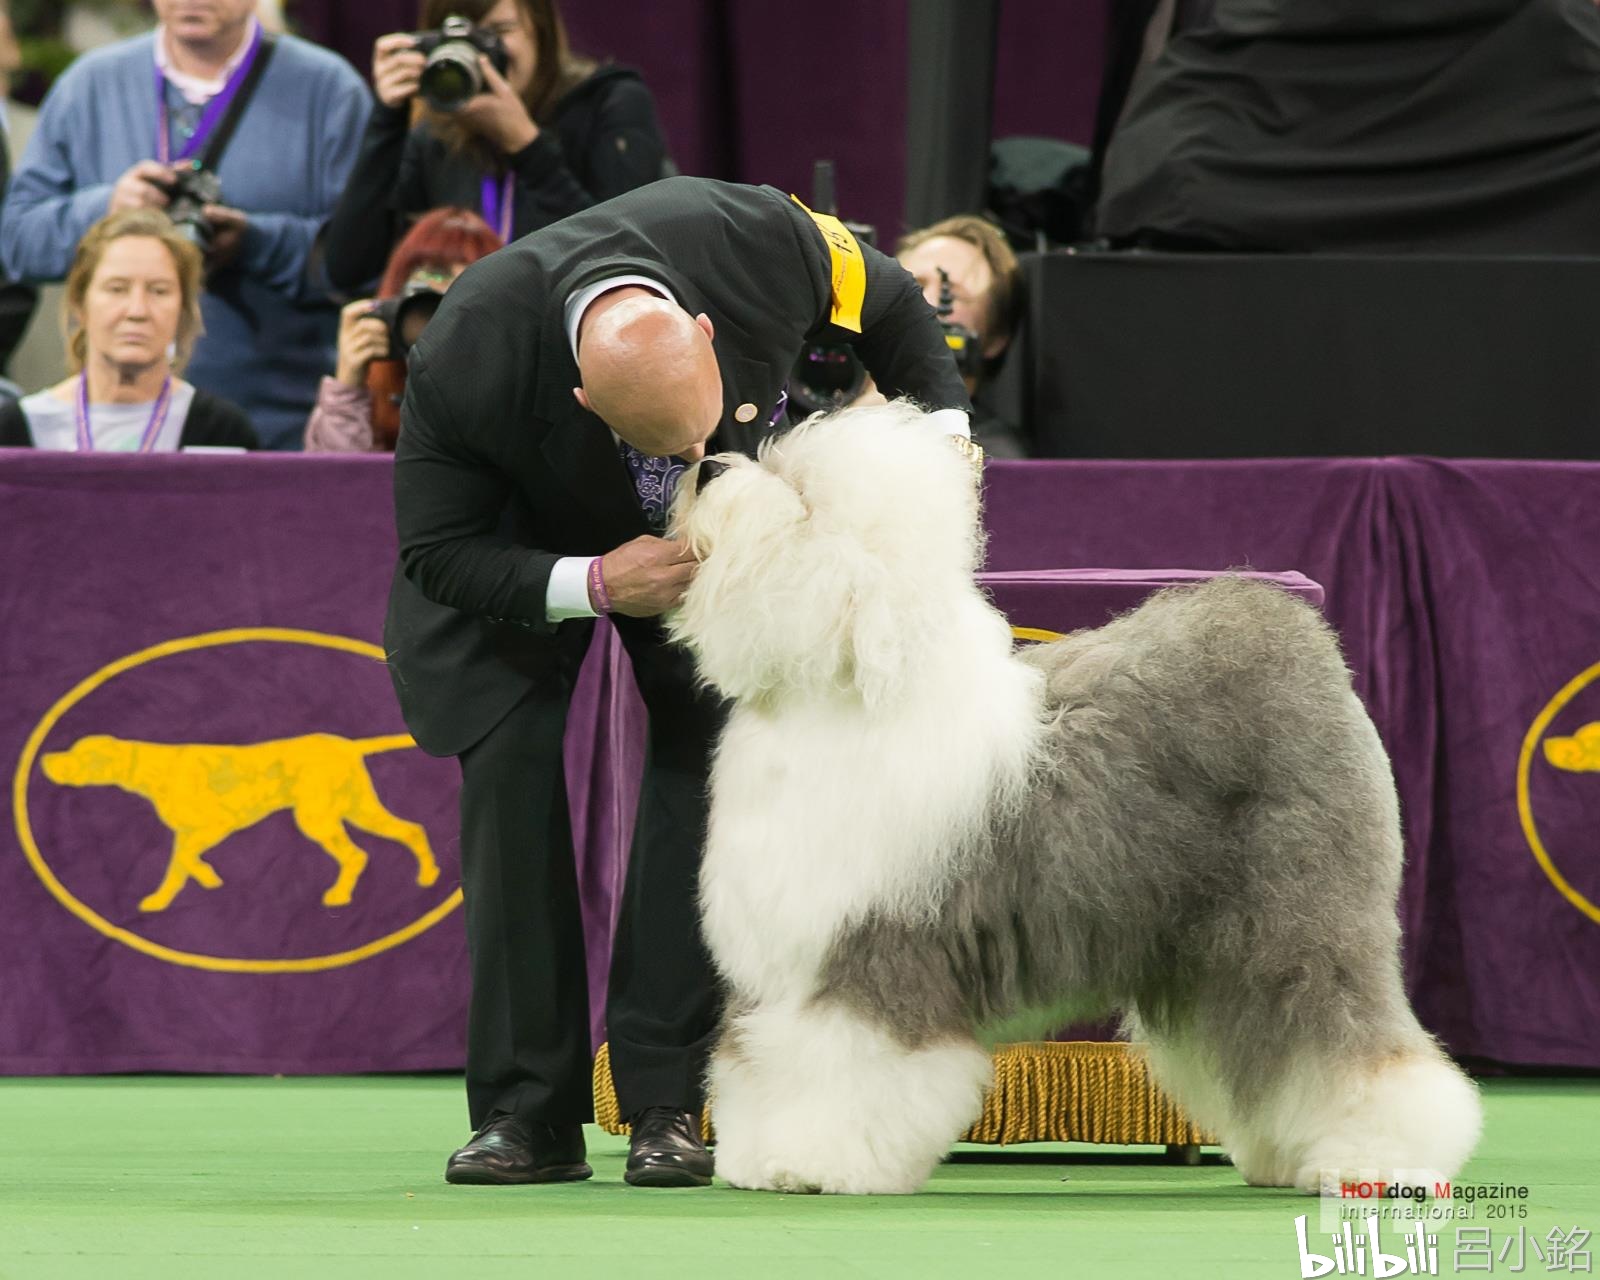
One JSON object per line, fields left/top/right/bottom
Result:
{"left": 547, "top": 555, "right": 600, "bottom": 621}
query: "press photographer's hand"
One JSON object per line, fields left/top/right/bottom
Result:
{"left": 335, "top": 300, "right": 389, "bottom": 387}
{"left": 372, "top": 32, "right": 425, "bottom": 109}
{"left": 110, "top": 162, "right": 176, "bottom": 213}
{"left": 455, "top": 55, "right": 538, "bottom": 153}
{"left": 594, "top": 535, "right": 698, "bottom": 617}
{"left": 201, "top": 204, "right": 249, "bottom": 273}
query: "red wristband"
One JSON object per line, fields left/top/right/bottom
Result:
{"left": 588, "top": 556, "right": 613, "bottom": 615}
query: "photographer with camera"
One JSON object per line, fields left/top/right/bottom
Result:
{"left": 852, "top": 215, "right": 1027, "bottom": 457}
{"left": 319, "top": 0, "right": 668, "bottom": 294}
{"left": 0, "top": 0, "right": 369, "bottom": 450}
{"left": 305, "top": 207, "right": 502, "bottom": 452}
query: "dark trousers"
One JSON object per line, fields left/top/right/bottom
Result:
{"left": 455, "top": 619, "right": 724, "bottom": 1130}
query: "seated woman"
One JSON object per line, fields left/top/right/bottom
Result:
{"left": 305, "top": 207, "right": 502, "bottom": 452}
{"left": 0, "top": 209, "right": 256, "bottom": 451}
{"left": 320, "top": 0, "right": 667, "bottom": 293}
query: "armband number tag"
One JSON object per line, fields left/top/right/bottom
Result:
{"left": 792, "top": 195, "right": 866, "bottom": 333}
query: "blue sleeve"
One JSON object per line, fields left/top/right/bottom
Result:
{"left": 237, "top": 55, "right": 372, "bottom": 300}
{"left": 0, "top": 73, "right": 114, "bottom": 283}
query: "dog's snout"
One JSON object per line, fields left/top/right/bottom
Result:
{"left": 697, "top": 458, "right": 730, "bottom": 493}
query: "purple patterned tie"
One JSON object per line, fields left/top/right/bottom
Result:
{"left": 619, "top": 443, "right": 687, "bottom": 530}
{"left": 619, "top": 387, "right": 789, "bottom": 528}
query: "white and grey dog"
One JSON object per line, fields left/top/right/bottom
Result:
{"left": 665, "top": 401, "right": 1481, "bottom": 1196}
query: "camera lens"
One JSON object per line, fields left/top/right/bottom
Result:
{"left": 420, "top": 44, "right": 483, "bottom": 111}
{"left": 393, "top": 291, "right": 443, "bottom": 353}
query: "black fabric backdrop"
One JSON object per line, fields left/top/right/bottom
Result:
{"left": 287, "top": 0, "right": 1106, "bottom": 246}
{"left": 1014, "top": 251, "right": 1600, "bottom": 460}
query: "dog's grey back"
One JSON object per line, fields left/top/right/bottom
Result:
{"left": 818, "top": 579, "right": 1423, "bottom": 1089}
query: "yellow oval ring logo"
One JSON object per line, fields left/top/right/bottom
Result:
{"left": 11, "top": 627, "right": 462, "bottom": 973}
{"left": 1516, "top": 660, "right": 1600, "bottom": 926}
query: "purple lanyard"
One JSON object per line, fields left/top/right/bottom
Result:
{"left": 480, "top": 173, "right": 515, "bottom": 242}
{"left": 154, "top": 22, "right": 263, "bottom": 164}
{"left": 76, "top": 371, "right": 175, "bottom": 453}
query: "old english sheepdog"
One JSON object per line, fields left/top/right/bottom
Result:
{"left": 664, "top": 401, "right": 1481, "bottom": 1196}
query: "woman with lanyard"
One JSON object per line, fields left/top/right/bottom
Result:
{"left": 320, "top": 0, "right": 669, "bottom": 295}
{"left": 0, "top": 210, "right": 256, "bottom": 452}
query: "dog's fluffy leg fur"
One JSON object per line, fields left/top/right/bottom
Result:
{"left": 1135, "top": 990, "right": 1483, "bottom": 1193}
{"left": 710, "top": 1000, "right": 993, "bottom": 1194}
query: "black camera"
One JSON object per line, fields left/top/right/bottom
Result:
{"left": 165, "top": 165, "right": 223, "bottom": 254}
{"left": 409, "top": 16, "right": 510, "bottom": 112}
{"left": 372, "top": 282, "right": 447, "bottom": 360}
{"left": 789, "top": 161, "right": 875, "bottom": 418}
{"left": 935, "top": 267, "right": 986, "bottom": 381}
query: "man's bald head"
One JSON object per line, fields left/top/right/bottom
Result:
{"left": 575, "top": 293, "right": 723, "bottom": 458}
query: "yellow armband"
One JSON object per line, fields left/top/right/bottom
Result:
{"left": 791, "top": 195, "right": 866, "bottom": 333}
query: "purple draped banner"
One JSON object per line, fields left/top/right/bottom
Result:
{"left": 1, "top": 452, "right": 1597, "bottom": 1074}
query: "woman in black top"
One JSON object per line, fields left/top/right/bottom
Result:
{"left": 321, "top": 0, "right": 669, "bottom": 293}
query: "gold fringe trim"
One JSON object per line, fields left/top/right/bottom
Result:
{"left": 593, "top": 1040, "right": 1214, "bottom": 1146}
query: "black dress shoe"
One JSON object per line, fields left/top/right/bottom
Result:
{"left": 625, "top": 1107, "right": 714, "bottom": 1187}
{"left": 445, "top": 1115, "right": 592, "bottom": 1185}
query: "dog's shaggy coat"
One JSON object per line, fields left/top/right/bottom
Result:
{"left": 665, "top": 402, "right": 1481, "bottom": 1195}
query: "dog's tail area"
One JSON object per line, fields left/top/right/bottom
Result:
{"left": 352, "top": 734, "right": 418, "bottom": 756}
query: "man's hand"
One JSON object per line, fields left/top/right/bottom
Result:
{"left": 455, "top": 56, "right": 538, "bottom": 155}
{"left": 109, "top": 161, "right": 176, "bottom": 213}
{"left": 594, "top": 535, "right": 698, "bottom": 617}
{"left": 201, "top": 204, "right": 249, "bottom": 273}
{"left": 372, "top": 32, "right": 425, "bottom": 109}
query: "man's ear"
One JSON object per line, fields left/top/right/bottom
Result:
{"left": 573, "top": 386, "right": 592, "bottom": 413}
{"left": 694, "top": 311, "right": 715, "bottom": 343}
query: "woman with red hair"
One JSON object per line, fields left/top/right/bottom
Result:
{"left": 304, "top": 207, "right": 502, "bottom": 452}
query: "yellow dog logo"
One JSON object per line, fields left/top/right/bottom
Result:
{"left": 1545, "top": 722, "right": 1600, "bottom": 773}
{"left": 42, "top": 733, "right": 439, "bottom": 914}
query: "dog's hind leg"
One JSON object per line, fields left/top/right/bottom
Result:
{"left": 138, "top": 829, "right": 226, "bottom": 913}
{"left": 1145, "top": 970, "right": 1481, "bottom": 1195}
{"left": 342, "top": 778, "right": 440, "bottom": 888}
{"left": 1132, "top": 1015, "right": 1280, "bottom": 1183}
{"left": 1271, "top": 1041, "right": 1482, "bottom": 1196}
{"left": 291, "top": 811, "right": 370, "bottom": 906}
{"left": 710, "top": 998, "right": 992, "bottom": 1195}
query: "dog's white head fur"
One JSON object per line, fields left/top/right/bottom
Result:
{"left": 665, "top": 400, "right": 985, "bottom": 709}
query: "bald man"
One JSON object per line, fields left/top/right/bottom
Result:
{"left": 387, "top": 176, "right": 969, "bottom": 1190}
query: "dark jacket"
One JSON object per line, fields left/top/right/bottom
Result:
{"left": 386, "top": 176, "right": 972, "bottom": 756}
{"left": 322, "top": 65, "right": 668, "bottom": 292}
{"left": 0, "top": 387, "right": 258, "bottom": 449}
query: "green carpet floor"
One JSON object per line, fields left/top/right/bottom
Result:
{"left": 1, "top": 1076, "right": 1595, "bottom": 1280}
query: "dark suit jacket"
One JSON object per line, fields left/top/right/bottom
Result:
{"left": 387, "top": 176, "right": 971, "bottom": 757}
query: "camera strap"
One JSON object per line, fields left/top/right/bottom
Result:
{"left": 155, "top": 27, "right": 278, "bottom": 171}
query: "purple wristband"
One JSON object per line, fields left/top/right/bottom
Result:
{"left": 588, "top": 556, "right": 613, "bottom": 615}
